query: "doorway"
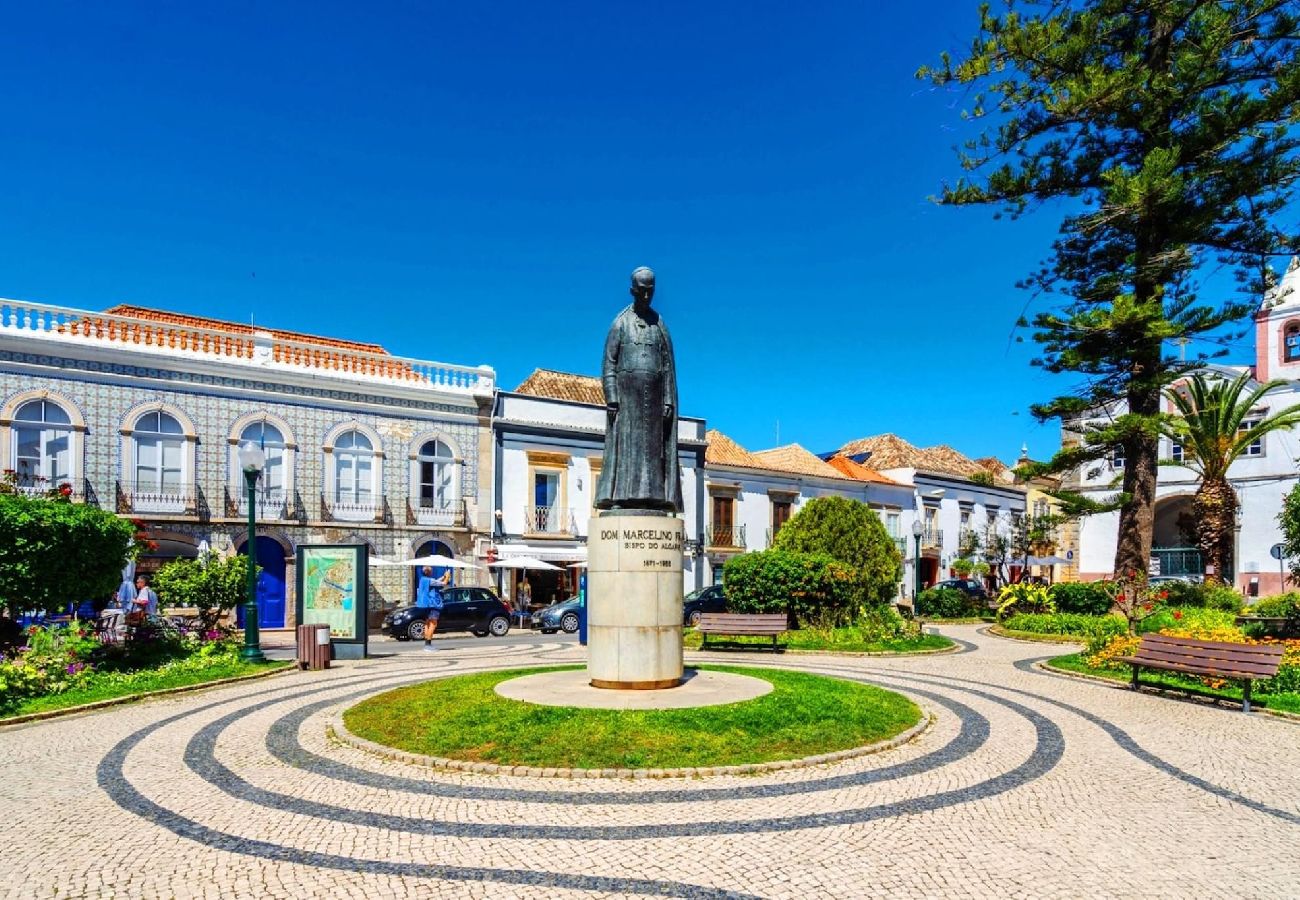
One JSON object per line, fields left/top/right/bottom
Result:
{"left": 236, "top": 536, "right": 287, "bottom": 629}
{"left": 412, "top": 540, "right": 455, "bottom": 601}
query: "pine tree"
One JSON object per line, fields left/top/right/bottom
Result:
{"left": 920, "top": 0, "right": 1300, "bottom": 577}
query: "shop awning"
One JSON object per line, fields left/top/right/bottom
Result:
{"left": 494, "top": 545, "right": 588, "bottom": 563}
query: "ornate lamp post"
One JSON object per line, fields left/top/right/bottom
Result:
{"left": 238, "top": 443, "right": 266, "bottom": 662}
{"left": 912, "top": 518, "right": 924, "bottom": 600}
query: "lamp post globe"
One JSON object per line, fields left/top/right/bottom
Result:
{"left": 238, "top": 443, "right": 266, "bottom": 662}
{"left": 911, "top": 519, "right": 924, "bottom": 601}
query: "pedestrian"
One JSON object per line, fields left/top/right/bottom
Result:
{"left": 416, "top": 566, "right": 449, "bottom": 651}
{"left": 131, "top": 575, "right": 158, "bottom": 621}
{"left": 518, "top": 577, "right": 532, "bottom": 612}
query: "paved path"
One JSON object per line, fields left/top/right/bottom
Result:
{"left": 3, "top": 625, "right": 1299, "bottom": 898}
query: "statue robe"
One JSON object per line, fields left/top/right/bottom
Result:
{"left": 594, "top": 304, "right": 683, "bottom": 512}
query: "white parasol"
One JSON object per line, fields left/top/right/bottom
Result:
{"left": 487, "top": 556, "right": 562, "bottom": 571}
{"left": 402, "top": 554, "right": 482, "bottom": 570}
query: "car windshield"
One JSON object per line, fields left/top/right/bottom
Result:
{"left": 683, "top": 587, "right": 711, "bottom": 601}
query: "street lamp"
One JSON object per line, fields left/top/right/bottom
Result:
{"left": 912, "top": 518, "right": 924, "bottom": 600}
{"left": 237, "top": 443, "right": 266, "bottom": 662}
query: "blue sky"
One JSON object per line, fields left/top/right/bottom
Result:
{"left": 0, "top": 1, "right": 1262, "bottom": 463}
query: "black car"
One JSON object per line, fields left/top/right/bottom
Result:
{"left": 683, "top": 584, "right": 727, "bottom": 626}
{"left": 383, "top": 587, "right": 512, "bottom": 640}
{"left": 536, "top": 596, "right": 582, "bottom": 634}
{"left": 934, "top": 578, "right": 989, "bottom": 599}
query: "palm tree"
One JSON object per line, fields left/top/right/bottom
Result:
{"left": 1163, "top": 372, "right": 1300, "bottom": 585}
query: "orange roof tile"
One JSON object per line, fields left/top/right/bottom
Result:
{"left": 835, "top": 434, "right": 991, "bottom": 479}
{"left": 706, "top": 430, "right": 768, "bottom": 468}
{"left": 514, "top": 369, "right": 605, "bottom": 406}
{"left": 751, "top": 444, "right": 854, "bottom": 480}
{"left": 825, "top": 454, "right": 905, "bottom": 485}
{"left": 104, "top": 305, "right": 389, "bottom": 354}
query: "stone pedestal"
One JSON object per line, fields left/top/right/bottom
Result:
{"left": 587, "top": 512, "right": 684, "bottom": 689}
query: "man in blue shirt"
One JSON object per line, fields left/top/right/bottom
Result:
{"left": 416, "top": 566, "right": 446, "bottom": 651}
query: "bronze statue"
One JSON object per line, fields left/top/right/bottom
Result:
{"left": 594, "top": 267, "right": 683, "bottom": 512}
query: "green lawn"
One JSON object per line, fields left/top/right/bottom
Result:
{"left": 343, "top": 664, "right": 922, "bottom": 770}
{"left": 1047, "top": 653, "right": 1300, "bottom": 714}
{"left": 4, "top": 658, "right": 292, "bottom": 719}
{"left": 682, "top": 628, "right": 952, "bottom": 654}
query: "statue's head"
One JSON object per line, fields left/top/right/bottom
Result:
{"left": 630, "top": 266, "right": 655, "bottom": 310}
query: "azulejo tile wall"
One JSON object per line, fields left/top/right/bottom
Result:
{"left": 0, "top": 356, "right": 490, "bottom": 624}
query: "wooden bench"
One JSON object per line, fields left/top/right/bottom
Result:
{"left": 696, "top": 613, "right": 788, "bottom": 650}
{"left": 1115, "top": 634, "right": 1284, "bottom": 712}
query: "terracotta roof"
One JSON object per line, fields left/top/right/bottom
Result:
{"left": 103, "top": 305, "right": 389, "bottom": 354}
{"left": 825, "top": 454, "right": 905, "bottom": 485}
{"left": 974, "top": 456, "right": 1010, "bottom": 475}
{"left": 706, "top": 430, "right": 768, "bottom": 468}
{"left": 834, "top": 434, "right": 989, "bottom": 479}
{"left": 751, "top": 444, "right": 854, "bottom": 480}
{"left": 514, "top": 369, "right": 605, "bottom": 406}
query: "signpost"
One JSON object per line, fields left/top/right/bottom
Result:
{"left": 1272, "top": 542, "right": 1287, "bottom": 590}
{"left": 296, "top": 544, "right": 369, "bottom": 660}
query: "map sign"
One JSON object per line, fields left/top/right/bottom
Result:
{"left": 300, "top": 546, "right": 364, "bottom": 639}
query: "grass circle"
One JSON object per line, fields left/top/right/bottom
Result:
{"left": 341, "top": 665, "right": 921, "bottom": 771}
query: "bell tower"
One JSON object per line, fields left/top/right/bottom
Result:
{"left": 1255, "top": 257, "right": 1300, "bottom": 382}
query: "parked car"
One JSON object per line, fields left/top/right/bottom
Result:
{"left": 383, "top": 587, "right": 512, "bottom": 640}
{"left": 536, "top": 596, "right": 582, "bottom": 634}
{"left": 935, "top": 579, "right": 990, "bottom": 599}
{"left": 683, "top": 584, "right": 727, "bottom": 626}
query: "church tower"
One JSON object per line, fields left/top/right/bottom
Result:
{"left": 1255, "top": 256, "right": 1300, "bottom": 382}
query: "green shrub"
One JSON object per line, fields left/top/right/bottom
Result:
{"left": 1048, "top": 582, "right": 1113, "bottom": 616}
{"left": 1156, "top": 581, "right": 1244, "bottom": 612}
{"left": 1002, "top": 612, "right": 1126, "bottom": 651}
{"left": 915, "top": 586, "right": 979, "bottom": 619}
{"left": 1137, "top": 606, "right": 1238, "bottom": 634}
{"left": 771, "top": 496, "right": 901, "bottom": 605}
{"left": 722, "top": 550, "right": 864, "bottom": 627}
{"left": 1249, "top": 592, "right": 1300, "bottom": 618}
{"left": 153, "top": 555, "right": 257, "bottom": 631}
{"left": 0, "top": 493, "right": 139, "bottom": 615}
{"left": 996, "top": 582, "right": 1055, "bottom": 619}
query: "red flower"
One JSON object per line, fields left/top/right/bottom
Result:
{"left": 1173, "top": 611, "right": 1183, "bottom": 620}
{"left": 1159, "top": 590, "right": 1168, "bottom": 600}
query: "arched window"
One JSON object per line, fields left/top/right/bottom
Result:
{"left": 237, "top": 421, "right": 288, "bottom": 516}
{"left": 13, "top": 399, "right": 73, "bottom": 491}
{"left": 416, "top": 439, "right": 456, "bottom": 517}
{"left": 1286, "top": 323, "right": 1300, "bottom": 362}
{"left": 133, "top": 411, "right": 187, "bottom": 511}
{"left": 333, "top": 429, "right": 376, "bottom": 517}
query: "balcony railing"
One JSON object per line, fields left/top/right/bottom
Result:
{"left": 117, "top": 481, "right": 197, "bottom": 515}
{"left": 706, "top": 524, "right": 746, "bottom": 549}
{"left": 321, "top": 495, "right": 381, "bottom": 523}
{"left": 225, "top": 486, "right": 293, "bottom": 520}
{"left": 6, "top": 474, "right": 85, "bottom": 502}
{"left": 921, "top": 527, "right": 943, "bottom": 550}
{"left": 408, "top": 498, "right": 466, "bottom": 528}
{"left": 0, "top": 298, "right": 495, "bottom": 396}
{"left": 525, "top": 505, "right": 572, "bottom": 535}
{"left": 1151, "top": 547, "right": 1204, "bottom": 578}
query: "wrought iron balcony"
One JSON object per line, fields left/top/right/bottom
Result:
{"left": 117, "top": 481, "right": 197, "bottom": 515}
{"left": 921, "top": 527, "right": 943, "bottom": 550}
{"left": 525, "top": 505, "right": 572, "bottom": 535}
{"left": 225, "top": 486, "right": 293, "bottom": 520}
{"left": 408, "top": 498, "right": 467, "bottom": 528}
{"left": 6, "top": 473, "right": 85, "bottom": 502}
{"left": 1151, "top": 547, "right": 1203, "bottom": 578}
{"left": 321, "top": 495, "right": 381, "bottom": 523}
{"left": 706, "top": 524, "right": 746, "bottom": 549}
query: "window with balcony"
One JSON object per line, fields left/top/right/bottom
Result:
{"left": 332, "top": 429, "right": 378, "bottom": 520}
{"left": 709, "top": 494, "right": 743, "bottom": 548}
{"left": 234, "top": 420, "right": 290, "bottom": 518}
{"left": 415, "top": 439, "right": 459, "bottom": 526}
{"left": 524, "top": 451, "right": 570, "bottom": 535}
{"left": 13, "top": 399, "right": 72, "bottom": 493}
{"left": 133, "top": 411, "right": 187, "bottom": 512}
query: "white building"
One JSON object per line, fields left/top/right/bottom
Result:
{"left": 702, "top": 431, "right": 914, "bottom": 588}
{"left": 1071, "top": 258, "right": 1300, "bottom": 595}
{"left": 831, "top": 434, "right": 1029, "bottom": 595}
{"left": 492, "top": 370, "right": 707, "bottom": 605}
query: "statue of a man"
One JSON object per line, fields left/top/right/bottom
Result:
{"left": 594, "top": 267, "right": 683, "bottom": 512}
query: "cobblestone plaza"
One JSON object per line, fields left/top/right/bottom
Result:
{"left": 3, "top": 626, "right": 1299, "bottom": 899}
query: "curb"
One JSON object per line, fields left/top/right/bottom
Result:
{"left": 981, "top": 625, "right": 1086, "bottom": 645}
{"left": 328, "top": 704, "right": 935, "bottom": 780}
{"left": 0, "top": 662, "right": 297, "bottom": 728}
{"left": 1032, "top": 660, "right": 1300, "bottom": 725}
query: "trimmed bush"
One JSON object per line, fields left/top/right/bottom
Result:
{"left": 915, "top": 586, "right": 979, "bottom": 619}
{"left": 1002, "top": 612, "right": 1126, "bottom": 651}
{"left": 1251, "top": 592, "right": 1300, "bottom": 618}
{"left": 1048, "top": 582, "right": 1113, "bottom": 616}
{"left": 1156, "top": 581, "right": 1244, "bottom": 612}
{"left": 722, "top": 550, "right": 863, "bottom": 627}
{"left": 771, "top": 496, "right": 901, "bottom": 605}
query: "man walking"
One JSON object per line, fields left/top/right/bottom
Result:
{"left": 416, "top": 566, "right": 446, "bottom": 652}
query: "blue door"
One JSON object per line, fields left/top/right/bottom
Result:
{"left": 237, "top": 537, "right": 287, "bottom": 628}
{"left": 413, "top": 540, "right": 454, "bottom": 601}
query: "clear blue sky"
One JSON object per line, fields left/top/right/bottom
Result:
{"left": 0, "top": 1, "right": 1258, "bottom": 463}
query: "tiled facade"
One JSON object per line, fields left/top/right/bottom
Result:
{"left": 0, "top": 301, "right": 494, "bottom": 628}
